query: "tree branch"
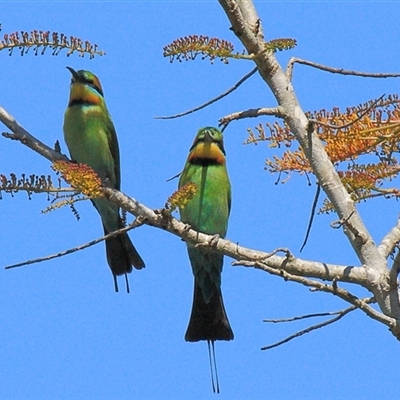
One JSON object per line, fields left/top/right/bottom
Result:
{"left": 101, "top": 191, "right": 373, "bottom": 289}
{"left": 219, "top": 0, "right": 382, "bottom": 265}
{"left": 261, "top": 304, "right": 361, "bottom": 350}
{"left": 219, "top": 106, "right": 285, "bottom": 127}
{"left": 233, "top": 258, "right": 398, "bottom": 334}
{"left": 155, "top": 67, "right": 258, "bottom": 120}
{"left": 5, "top": 217, "right": 145, "bottom": 270}
{"left": 379, "top": 216, "right": 400, "bottom": 258}
{"left": 104, "top": 181, "right": 400, "bottom": 333}
{"left": 263, "top": 306, "right": 372, "bottom": 323}
{"left": 0, "top": 104, "right": 372, "bottom": 289}
{"left": 286, "top": 57, "right": 400, "bottom": 81}
{"left": 217, "top": 0, "right": 393, "bottom": 318}
{"left": 0, "top": 106, "right": 67, "bottom": 163}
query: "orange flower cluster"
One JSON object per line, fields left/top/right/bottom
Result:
{"left": 247, "top": 95, "right": 400, "bottom": 207}
{"left": 341, "top": 162, "right": 398, "bottom": 192}
{"left": 52, "top": 161, "right": 102, "bottom": 198}
{"left": 311, "top": 97, "right": 400, "bottom": 162}
{"left": 167, "top": 182, "right": 197, "bottom": 211}
{"left": 266, "top": 150, "right": 311, "bottom": 174}
{"left": 246, "top": 122, "right": 295, "bottom": 148}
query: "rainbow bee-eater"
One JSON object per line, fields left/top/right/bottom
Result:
{"left": 179, "top": 127, "right": 233, "bottom": 393}
{"left": 63, "top": 67, "right": 144, "bottom": 292}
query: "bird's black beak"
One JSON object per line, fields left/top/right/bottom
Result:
{"left": 203, "top": 130, "right": 213, "bottom": 143}
{"left": 66, "top": 66, "right": 81, "bottom": 82}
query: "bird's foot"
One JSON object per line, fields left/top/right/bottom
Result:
{"left": 183, "top": 223, "right": 192, "bottom": 232}
{"left": 209, "top": 234, "right": 220, "bottom": 247}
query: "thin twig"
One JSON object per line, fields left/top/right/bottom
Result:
{"left": 309, "top": 94, "right": 385, "bottom": 130}
{"left": 264, "top": 247, "right": 292, "bottom": 260}
{"left": 154, "top": 67, "right": 258, "bottom": 120}
{"left": 286, "top": 57, "right": 400, "bottom": 81}
{"left": 231, "top": 247, "right": 293, "bottom": 265}
{"left": 264, "top": 309, "right": 349, "bottom": 323}
{"left": 264, "top": 297, "right": 375, "bottom": 323}
{"left": 1, "top": 186, "right": 75, "bottom": 196}
{"left": 5, "top": 218, "right": 144, "bottom": 270}
{"left": 356, "top": 122, "right": 400, "bottom": 136}
{"left": 331, "top": 211, "right": 355, "bottom": 229}
{"left": 219, "top": 106, "right": 285, "bottom": 127}
{"left": 261, "top": 305, "right": 357, "bottom": 350}
{"left": 235, "top": 258, "right": 395, "bottom": 330}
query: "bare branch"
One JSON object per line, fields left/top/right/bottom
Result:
{"left": 261, "top": 304, "right": 359, "bottom": 350}
{"left": 0, "top": 106, "right": 67, "bottom": 163}
{"left": 0, "top": 106, "right": 371, "bottom": 289}
{"left": 286, "top": 57, "right": 400, "bottom": 81}
{"left": 1, "top": 101, "right": 390, "bottom": 327}
{"left": 0, "top": 103, "right": 360, "bottom": 285}
{"left": 263, "top": 307, "right": 364, "bottom": 323}
{"left": 233, "top": 258, "right": 397, "bottom": 333}
{"left": 5, "top": 217, "right": 145, "bottom": 270}
{"left": 155, "top": 67, "right": 258, "bottom": 120}
{"left": 3, "top": 110, "right": 384, "bottom": 327}
{"left": 219, "top": 106, "right": 285, "bottom": 127}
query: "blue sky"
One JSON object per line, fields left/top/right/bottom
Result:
{"left": 1, "top": 1, "right": 400, "bottom": 399}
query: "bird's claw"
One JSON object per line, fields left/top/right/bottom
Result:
{"left": 209, "top": 234, "right": 220, "bottom": 247}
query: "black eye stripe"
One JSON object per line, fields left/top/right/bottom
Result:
{"left": 71, "top": 72, "right": 104, "bottom": 97}
{"left": 86, "top": 80, "right": 103, "bottom": 97}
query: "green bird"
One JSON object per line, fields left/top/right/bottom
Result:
{"left": 63, "top": 67, "right": 144, "bottom": 292}
{"left": 179, "top": 127, "right": 233, "bottom": 393}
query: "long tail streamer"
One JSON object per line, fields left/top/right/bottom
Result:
{"left": 207, "top": 340, "right": 220, "bottom": 394}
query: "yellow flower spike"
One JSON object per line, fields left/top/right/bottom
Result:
{"left": 167, "top": 182, "right": 197, "bottom": 211}
{"left": 264, "top": 38, "right": 297, "bottom": 53}
{"left": 52, "top": 161, "right": 103, "bottom": 198}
